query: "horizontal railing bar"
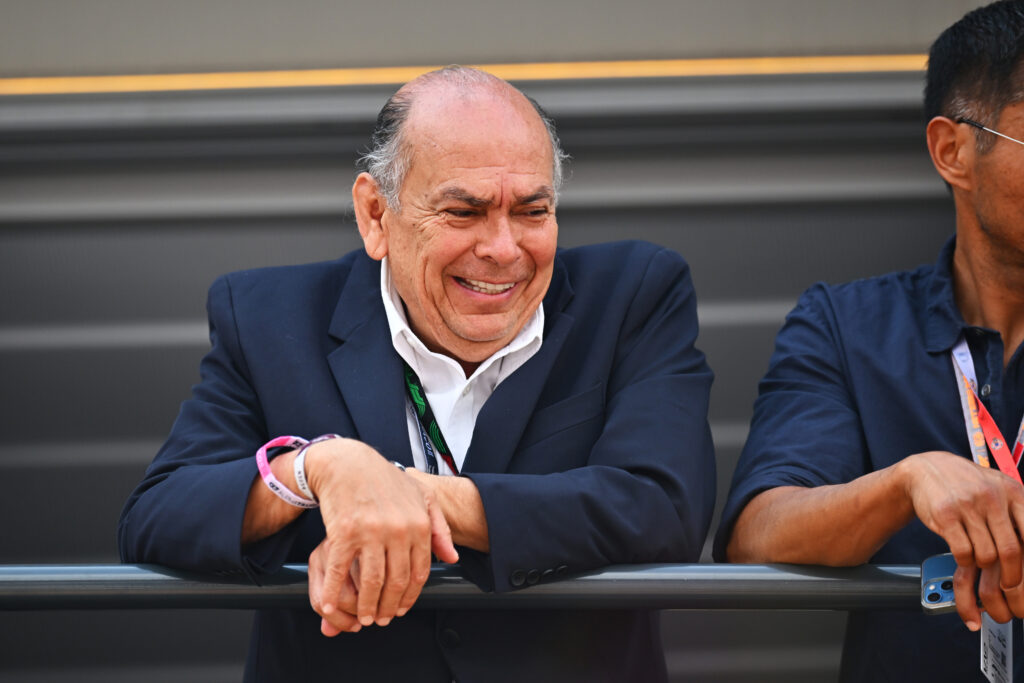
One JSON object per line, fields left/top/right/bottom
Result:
{"left": 0, "top": 563, "right": 921, "bottom": 611}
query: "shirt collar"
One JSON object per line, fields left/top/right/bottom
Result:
{"left": 378, "top": 257, "right": 544, "bottom": 380}
{"left": 924, "top": 235, "right": 969, "bottom": 354}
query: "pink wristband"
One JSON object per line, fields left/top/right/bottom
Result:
{"left": 255, "top": 435, "right": 319, "bottom": 509}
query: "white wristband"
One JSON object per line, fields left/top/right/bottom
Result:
{"left": 293, "top": 446, "right": 316, "bottom": 501}
{"left": 293, "top": 433, "right": 342, "bottom": 502}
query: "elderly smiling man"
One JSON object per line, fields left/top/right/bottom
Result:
{"left": 119, "top": 66, "right": 715, "bottom": 682}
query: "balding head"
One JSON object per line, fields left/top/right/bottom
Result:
{"left": 359, "top": 66, "right": 568, "bottom": 211}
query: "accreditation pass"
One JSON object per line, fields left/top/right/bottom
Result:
{"left": 981, "top": 613, "right": 1012, "bottom": 683}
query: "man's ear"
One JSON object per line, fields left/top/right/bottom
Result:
{"left": 926, "top": 116, "right": 974, "bottom": 192}
{"left": 352, "top": 172, "right": 390, "bottom": 261}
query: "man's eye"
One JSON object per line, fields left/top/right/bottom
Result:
{"left": 445, "top": 209, "right": 476, "bottom": 218}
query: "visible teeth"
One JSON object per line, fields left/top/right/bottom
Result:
{"left": 461, "top": 278, "right": 515, "bottom": 294}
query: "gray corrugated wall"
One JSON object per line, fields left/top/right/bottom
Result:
{"left": 0, "top": 0, "right": 987, "bottom": 76}
{"left": 0, "top": 3, "right": 977, "bottom": 679}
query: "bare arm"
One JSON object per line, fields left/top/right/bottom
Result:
{"left": 726, "top": 463, "right": 914, "bottom": 566}
{"left": 727, "top": 450, "right": 1024, "bottom": 630}
{"left": 241, "top": 447, "right": 306, "bottom": 545}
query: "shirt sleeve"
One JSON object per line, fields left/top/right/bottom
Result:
{"left": 117, "top": 274, "right": 303, "bottom": 582}
{"left": 460, "top": 246, "right": 717, "bottom": 592}
{"left": 712, "top": 283, "right": 871, "bottom": 561}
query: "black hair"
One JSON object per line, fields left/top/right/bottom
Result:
{"left": 925, "top": 0, "right": 1024, "bottom": 150}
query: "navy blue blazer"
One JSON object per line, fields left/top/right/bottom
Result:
{"left": 119, "top": 240, "right": 715, "bottom": 682}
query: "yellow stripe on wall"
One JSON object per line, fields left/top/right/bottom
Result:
{"left": 0, "top": 55, "right": 927, "bottom": 96}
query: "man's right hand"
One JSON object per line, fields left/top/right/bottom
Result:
{"left": 728, "top": 449, "right": 1024, "bottom": 631}
{"left": 901, "top": 450, "right": 1024, "bottom": 629}
{"left": 304, "top": 438, "right": 458, "bottom": 635}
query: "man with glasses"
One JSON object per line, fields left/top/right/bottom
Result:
{"left": 716, "top": 1, "right": 1024, "bottom": 679}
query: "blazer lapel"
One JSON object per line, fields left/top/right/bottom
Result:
{"left": 463, "top": 258, "right": 575, "bottom": 474}
{"left": 326, "top": 254, "right": 413, "bottom": 466}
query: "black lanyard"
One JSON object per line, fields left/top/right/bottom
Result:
{"left": 403, "top": 362, "right": 459, "bottom": 475}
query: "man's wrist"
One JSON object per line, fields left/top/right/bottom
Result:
{"left": 293, "top": 434, "right": 342, "bottom": 502}
{"left": 303, "top": 437, "right": 392, "bottom": 501}
{"left": 412, "top": 472, "right": 489, "bottom": 553}
{"left": 893, "top": 453, "right": 926, "bottom": 496}
{"left": 887, "top": 456, "right": 922, "bottom": 524}
{"left": 257, "top": 436, "right": 319, "bottom": 509}
{"left": 302, "top": 441, "right": 333, "bottom": 501}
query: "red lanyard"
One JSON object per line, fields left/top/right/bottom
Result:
{"left": 951, "top": 337, "right": 1024, "bottom": 485}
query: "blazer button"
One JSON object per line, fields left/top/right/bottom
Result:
{"left": 541, "top": 569, "right": 554, "bottom": 582}
{"left": 510, "top": 570, "right": 526, "bottom": 587}
{"left": 440, "top": 628, "right": 461, "bottom": 648}
{"left": 556, "top": 565, "right": 569, "bottom": 577}
{"left": 526, "top": 569, "right": 540, "bottom": 585}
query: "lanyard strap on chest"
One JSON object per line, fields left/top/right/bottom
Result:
{"left": 403, "top": 361, "right": 459, "bottom": 475}
{"left": 951, "top": 336, "right": 1024, "bottom": 484}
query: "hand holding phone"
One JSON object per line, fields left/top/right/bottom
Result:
{"left": 922, "top": 552, "right": 958, "bottom": 615}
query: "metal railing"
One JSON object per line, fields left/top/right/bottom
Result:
{"left": 0, "top": 563, "right": 921, "bottom": 611}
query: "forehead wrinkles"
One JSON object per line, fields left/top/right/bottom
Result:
{"left": 403, "top": 157, "right": 551, "bottom": 214}
{"left": 431, "top": 167, "right": 554, "bottom": 213}
{"left": 406, "top": 142, "right": 553, "bottom": 206}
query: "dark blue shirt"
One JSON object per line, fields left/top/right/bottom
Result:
{"left": 715, "top": 238, "right": 1024, "bottom": 681}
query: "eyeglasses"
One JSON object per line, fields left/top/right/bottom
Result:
{"left": 956, "top": 117, "right": 1024, "bottom": 148}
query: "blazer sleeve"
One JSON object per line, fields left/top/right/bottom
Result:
{"left": 117, "top": 274, "right": 303, "bottom": 581}
{"left": 461, "top": 247, "right": 716, "bottom": 592}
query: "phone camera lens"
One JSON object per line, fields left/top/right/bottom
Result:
{"left": 941, "top": 580, "right": 953, "bottom": 591}
{"left": 927, "top": 592, "right": 942, "bottom": 603}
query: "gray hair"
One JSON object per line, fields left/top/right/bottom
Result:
{"left": 358, "top": 66, "right": 569, "bottom": 211}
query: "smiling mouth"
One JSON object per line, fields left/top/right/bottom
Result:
{"left": 456, "top": 277, "right": 517, "bottom": 295}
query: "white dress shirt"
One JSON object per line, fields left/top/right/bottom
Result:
{"left": 380, "top": 257, "right": 544, "bottom": 475}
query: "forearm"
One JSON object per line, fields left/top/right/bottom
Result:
{"left": 407, "top": 470, "right": 489, "bottom": 552}
{"left": 119, "top": 450, "right": 266, "bottom": 572}
{"left": 241, "top": 449, "right": 306, "bottom": 546}
{"left": 726, "top": 461, "right": 916, "bottom": 565}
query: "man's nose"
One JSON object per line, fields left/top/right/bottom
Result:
{"left": 474, "top": 215, "right": 520, "bottom": 265}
